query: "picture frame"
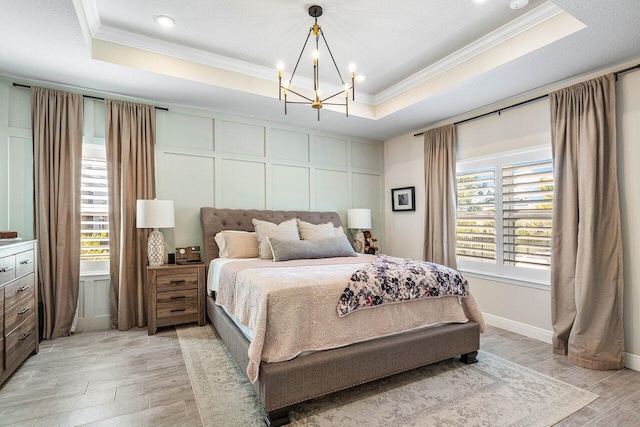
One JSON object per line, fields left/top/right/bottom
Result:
{"left": 391, "top": 186, "right": 415, "bottom": 212}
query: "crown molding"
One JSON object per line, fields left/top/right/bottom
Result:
{"left": 80, "top": 0, "right": 374, "bottom": 105}
{"left": 80, "top": 0, "right": 101, "bottom": 36}
{"left": 373, "top": 1, "right": 564, "bottom": 105}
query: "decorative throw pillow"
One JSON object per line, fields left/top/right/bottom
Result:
{"left": 334, "top": 226, "right": 345, "bottom": 237}
{"left": 268, "top": 235, "right": 357, "bottom": 262}
{"left": 297, "top": 219, "right": 335, "bottom": 241}
{"left": 252, "top": 218, "right": 300, "bottom": 259}
{"left": 214, "top": 231, "right": 259, "bottom": 258}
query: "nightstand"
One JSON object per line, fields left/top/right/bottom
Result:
{"left": 147, "top": 263, "right": 206, "bottom": 335}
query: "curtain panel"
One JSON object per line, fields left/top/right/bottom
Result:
{"left": 106, "top": 100, "right": 156, "bottom": 331}
{"left": 423, "top": 124, "right": 457, "bottom": 268}
{"left": 550, "top": 73, "right": 624, "bottom": 370}
{"left": 31, "top": 87, "right": 83, "bottom": 339}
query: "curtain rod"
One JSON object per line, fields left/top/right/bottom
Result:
{"left": 12, "top": 83, "right": 169, "bottom": 111}
{"left": 414, "top": 62, "right": 640, "bottom": 137}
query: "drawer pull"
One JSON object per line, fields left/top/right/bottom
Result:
{"left": 1, "top": 266, "right": 14, "bottom": 273}
{"left": 170, "top": 295, "right": 187, "bottom": 300}
{"left": 18, "top": 307, "right": 29, "bottom": 315}
{"left": 170, "top": 308, "right": 186, "bottom": 313}
{"left": 19, "top": 331, "right": 31, "bottom": 341}
{"left": 170, "top": 280, "right": 186, "bottom": 284}
{"left": 18, "top": 285, "right": 30, "bottom": 292}
{"left": 19, "top": 260, "right": 33, "bottom": 265}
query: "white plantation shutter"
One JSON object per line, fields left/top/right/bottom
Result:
{"left": 502, "top": 159, "right": 553, "bottom": 269}
{"left": 456, "top": 147, "right": 553, "bottom": 285}
{"left": 456, "top": 168, "right": 496, "bottom": 263}
{"left": 81, "top": 144, "right": 109, "bottom": 264}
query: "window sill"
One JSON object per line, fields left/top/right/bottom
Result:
{"left": 458, "top": 268, "right": 550, "bottom": 291}
{"left": 80, "top": 271, "right": 110, "bottom": 280}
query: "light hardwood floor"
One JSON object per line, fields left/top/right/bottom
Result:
{"left": 0, "top": 325, "right": 638, "bottom": 426}
{"left": 0, "top": 327, "right": 202, "bottom": 426}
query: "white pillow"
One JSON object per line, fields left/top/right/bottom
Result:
{"left": 297, "top": 219, "right": 335, "bottom": 241}
{"left": 252, "top": 218, "right": 300, "bottom": 259}
{"left": 214, "top": 231, "right": 258, "bottom": 258}
{"left": 334, "top": 226, "right": 345, "bottom": 237}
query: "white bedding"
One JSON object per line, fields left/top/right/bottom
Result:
{"left": 207, "top": 257, "right": 258, "bottom": 294}
{"left": 208, "top": 257, "right": 258, "bottom": 341}
{"left": 215, "top": 256, "right": 486, "bottom": 382}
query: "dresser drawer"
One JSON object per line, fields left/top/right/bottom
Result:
{"left": 5, "top": 314, "right": 35, "bottom": 369}
{"left": 5, "top": 297, "right": 35, "bottom": 335}
{"left": 157, "top": 294, "right": 199, "bottom": 320}
{"left": 5, "top": 274, "right": 35, "bottom": 309}
{"left": 15, "top": 250, "right": 35, "bottom": 278}
{"left": 156, "top": 272, "right": 198, "bottom": 291}
{"left": 0, "top": 256, "right": 16, "bottom": 285}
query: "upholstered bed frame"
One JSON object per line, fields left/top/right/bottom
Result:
{"left": 200, "top": 208, "right": 480, "bottom": 426}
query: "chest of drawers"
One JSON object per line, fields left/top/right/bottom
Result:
{"left": 0, "top": 240, "right": 38, "bottom": 385}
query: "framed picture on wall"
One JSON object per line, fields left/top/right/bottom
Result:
{"left": 391, "top": 186, "right": 415, "bottom": 212}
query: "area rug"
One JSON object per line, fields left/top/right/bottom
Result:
{"left": 177, "top": 324, "right": 597, "bottom": 427}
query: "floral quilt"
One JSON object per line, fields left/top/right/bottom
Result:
{"left": 337, "top": 255, "right": 469, "bottom": 317}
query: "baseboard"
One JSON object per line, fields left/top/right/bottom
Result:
{"left": 482, "top": 312, "right": 553, "bottom": 343}
{"left": 482, "top": 312, "right": 640, "bottom": 371}
{"left": 625, "top": 352, "right": 640, "bottom": 371}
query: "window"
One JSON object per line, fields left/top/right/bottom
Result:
{"left": 80, "top": 143, "right": 109, "bottom": 274}
{"left": 456, "top": 147, "right": 553, "bottom": 285}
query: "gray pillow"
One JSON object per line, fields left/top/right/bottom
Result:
{"left": 268, "top": 235, "right": 358, "bottom": 262}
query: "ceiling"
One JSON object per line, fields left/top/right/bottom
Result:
{"left": 1, "top": 1, "right": 640, "bottom": 141}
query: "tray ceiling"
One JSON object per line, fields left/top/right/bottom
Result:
{"left": 1, "top": 1, "right": 639, "bottom": 140}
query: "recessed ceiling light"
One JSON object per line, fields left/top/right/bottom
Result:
{"left": 473, "top": 0, "right": 487, "bottom": 3}
{"left": 155, "top": 15, "right": 175, "bottom": 28}
{"left": 355, "top": 75, "right": 366, "bottom": 82}
{"left": 510, "top": 0, "right": 529, "bottom": 9}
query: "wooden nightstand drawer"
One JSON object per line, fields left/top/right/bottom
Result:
{"left": 0, "top": 256, "right": 16, "bottom": 285}
{"left": 5, "top": 274, "right": 34, "bottom": 309}
{"left": 6, "top": 314, "right": 36, "bottom": 369}
{"left": 156, "top": 272, "right": 198, "bottom": 291}
{"left": 5, "top": 297, "right": 35, "bottom": 335}
{"left": 157, "top": 295, "right": 199, "bottom": 321}
{"left": 15, "top": 250, "right": 35, "bottom": 278}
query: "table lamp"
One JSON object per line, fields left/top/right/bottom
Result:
{"left": 136, "top": 199, "right": 175, "bottom": 266}
{"left": 347, "top": 208, "right": 371, "bottom": 254}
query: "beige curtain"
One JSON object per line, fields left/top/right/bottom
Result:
{"left": 550, "top": 74, "right": 624, "bottom": 370}
{"left": 424, "top": 124, "right": 457, "bottom": 268}
{"left": 31, "top": 87, "right": 83, "bottom": 339}
{"left": 106, "top": 100, "right": 156, "bottom": 330}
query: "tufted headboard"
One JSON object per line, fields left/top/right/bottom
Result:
{"left": 199, "top": 208, "right": 343, "bottom": 267}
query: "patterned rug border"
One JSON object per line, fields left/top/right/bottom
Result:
{"left": 177, "top": 324, "right": 598, "bottom": 427}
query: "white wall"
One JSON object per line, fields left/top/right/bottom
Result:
{"left": 384, "top": 65, "right": 640, "bottom": 364}
{"left": 0, "top": 84, "right": 33, "bottom": 240}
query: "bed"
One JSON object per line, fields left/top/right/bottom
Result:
{"left": 200, "top": 208, "right": 482, "bottom": 426}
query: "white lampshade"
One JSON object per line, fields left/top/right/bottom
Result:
{"left": 347, "top": 208, "right": 371, "bottom": 230}
{"left": 136, "top": 200, "right": 175, "bottom": 229}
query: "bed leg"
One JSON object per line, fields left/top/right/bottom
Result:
{"left": 460, "top": 351, "right": 478, "bottom": 364}
{"left": 264, "top": 407, "right": 292, "bottom": 427}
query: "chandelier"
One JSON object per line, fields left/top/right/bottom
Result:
{"left": 277, "top": 5, "right": 355, "bottom": 121}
